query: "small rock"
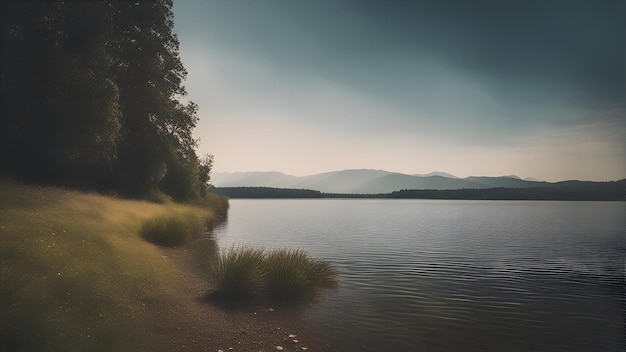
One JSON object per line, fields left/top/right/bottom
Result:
{"left": 292, "top": 339, "right": 299, "bottom": 343}
{"left": 217, "top": 350, "right": 224, "bottom": 352}
{"left": 288, "top": 334, "right": 297, "bottom": 338}
{"left": 302, "top": 347, "right": 309, "bottom": 351}
{"left": 268, "top": 308, "right": 275, "bottom": 312}
{"left": 275, "top": 346, "right": 284, "bottom": 351}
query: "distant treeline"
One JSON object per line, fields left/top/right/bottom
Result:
{"left": 389, "top": 183, "right": 625, "bottom": 201}
{"left": 215, "top": 180, "right": 625, "bottom": 201}
{"left": 214, "top": 187, "right": 323, "bottom": 199}
{"left": 1, "top": 1, "right": 213, "bottom": 203}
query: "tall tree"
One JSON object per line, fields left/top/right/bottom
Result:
{"left": 1, "top": 1, "right": 121, "bottom": 189}
{"left": 1, "top": 0, "right": 211, "bottom": 201}
{"left": 108, "top": 0, "right": 203, "bottom": 200}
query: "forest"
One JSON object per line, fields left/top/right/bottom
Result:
{"left": 1, "top": 0, "right": 212, "bottom": 203}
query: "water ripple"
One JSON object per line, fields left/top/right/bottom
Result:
{"left": 216, "top": 199, "right": 626, "bottom": 352}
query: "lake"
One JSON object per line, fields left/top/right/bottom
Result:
{"left": 213, "top": 199, "right": 625, "bottom": 351}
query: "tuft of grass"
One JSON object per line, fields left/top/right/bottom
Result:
{"left": 209, "top": 247, "right": 337, "bottom": 302}
{"left": 210, "top": 246, "right": 266, "bottom": 299}
{"left": 264, "top": 248, "right": 337, "bottom": 299}
{"left": 140, "top": 211, "right": 207, "bottom": 247}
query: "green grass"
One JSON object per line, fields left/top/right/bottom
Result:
{"left": 264, "top": 248, "right": 337, "bottom": 300}
{"left": 0, "top": 179, "right": 336, "bottom": 350}
{"left": 0, "top": 180, "right": 227, "bottom": 351}
{"left": 210, "top": 246, "right": 266, "bottom": 299}
{"left": 210, "top": 247, "right": 338, "bottom": 302}
{"left": 140, "top": 211, "right": 207, "bottom": 247}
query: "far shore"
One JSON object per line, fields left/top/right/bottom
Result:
{"left": 213, "top": 183, "right": 625, "bottom": 201}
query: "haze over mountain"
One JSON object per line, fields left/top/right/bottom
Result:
{"left": 212, "top": 169, "right": 580, "bottom": 194}
{"left": 412, "top": 172, "right": 459, "bottom": 179}
{"left": 174, "top": 1, "right": 625, "bottom": 183}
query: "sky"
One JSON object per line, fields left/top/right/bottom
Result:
{"left": 172, "top": 0, "right": 625, "bottom": 181}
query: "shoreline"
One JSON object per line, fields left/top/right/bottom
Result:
{"left": 152, "top": 244, "right": 331, "bottom": 352}
{"left": 0, "top": 181, "right": 329, "bottom": 351}
{"left": 213, "top": 184, "right": 626, "bottom": 201}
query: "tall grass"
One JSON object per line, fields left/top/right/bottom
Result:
{"left": 210, "top": 246, "right": 337, "bottom": 302}
{"left": 140, "top": 211, "right": 207, "bottom": 247}
{"left": 210, "top": 246, "right": 266, "bottom": 299}
{"left": 0, "top": 180, "right": 227, "bottom": 351}
{"left": 264, "top": 248, "right": 337, "bottom": 300}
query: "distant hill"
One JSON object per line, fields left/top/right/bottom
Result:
{"left": 464, "top": 176, "right": 550, "bottom": 189}
{"left": 213, "top": 169, "right": 567, "bottom": 193}
{"left": 523, "top": 177, "right": 543, "bottom": 182}
{"left": 211, "top": 171, "right": 299, "bottom": 188}
{"left": 412, "top": 171, "right": 459, "bottom": 178}
{"left": 214, "top": 169, "right": 396, "bottom": 193}
{"left": 354, "top": 174, "right": 487, "bottom": 193}
{"left": 290, "top": 169, "right": 392, "bottom": 193}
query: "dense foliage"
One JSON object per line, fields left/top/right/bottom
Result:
{"left": 1, "top": 0, "right": 213, "bottom": 202}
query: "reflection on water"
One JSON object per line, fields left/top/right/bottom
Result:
{"left": 214, "top": 200, "right": 625, "bottom": 352}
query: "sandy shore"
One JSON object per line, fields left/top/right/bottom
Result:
{"left": 149, "top": 245, "right": 331, "bottom": 352}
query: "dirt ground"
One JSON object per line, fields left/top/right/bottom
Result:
{"left": 149, "top": 245, "right": 332, "bottom": 352}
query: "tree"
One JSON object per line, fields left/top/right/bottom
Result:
{"left": 1, "top": 0, "right": 213, "bottom": 202}
{"left": 198, "top": 154, "right": 214, "bottom": 191}
{"left": 1, "top": 1, "right": 121, "bottom": 189}
{"left": 108, "top": 0, "right": 203, "bottom": 200}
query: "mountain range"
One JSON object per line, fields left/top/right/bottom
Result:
{"left": 211, "top": 169, "right": 617, "bottom": 194}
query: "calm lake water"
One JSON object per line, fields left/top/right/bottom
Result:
{"left": 213, "top": 199, "right": 625, "bottom": 351}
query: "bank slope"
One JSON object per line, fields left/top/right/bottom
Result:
{"left": 0, "top": 181, "right": 226, "bottom": 351}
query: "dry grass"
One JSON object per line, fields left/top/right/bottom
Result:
{"left": 0, "top": 180, "right": 225, "bottom": 351}
{"left": 140, "top": 211, "right": 208, "bottom": 247}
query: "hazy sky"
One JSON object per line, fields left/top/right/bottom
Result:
{"left": 173, "top": 0, "right": 624, "bottom": 181}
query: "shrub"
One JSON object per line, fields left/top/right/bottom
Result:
{"left": 264, "top": 248, "right": 337, "bottom": 299}
{"left": 202, "top": 192, "right": 229, "bottom": 220}
{"left": 209, "top": 246, "right": 338, "bottom": 302}
{"left": 210, "top": 246, "right": 266, "bottom": 299}
{"left": 140, "top": 212, "right": 204, "bottom": 247}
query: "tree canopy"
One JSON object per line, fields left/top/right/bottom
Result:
{"left": 1, "top": 0, "right": 213, "bottom": 202}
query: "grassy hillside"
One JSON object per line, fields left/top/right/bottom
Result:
{"left": 0, "top": 181, "right": 227, "bottom": 351}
